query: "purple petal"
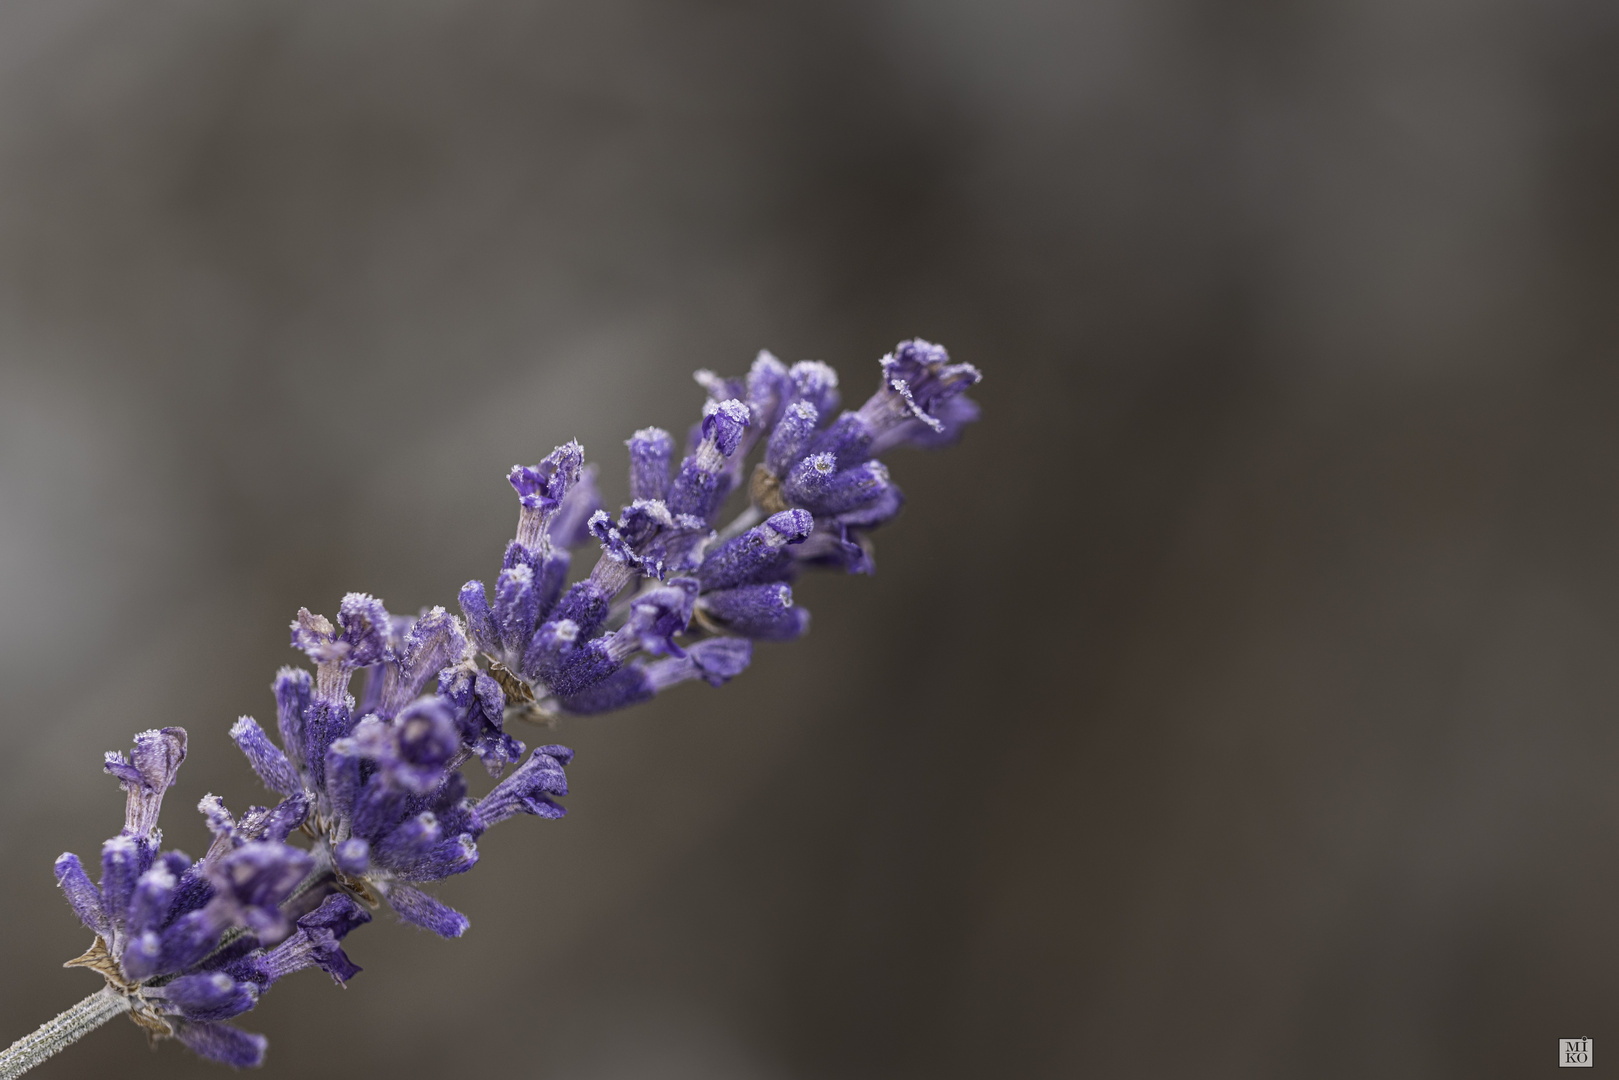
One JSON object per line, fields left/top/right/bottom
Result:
{"left": 458, "top": 580, "right": 500, "bottom": 656}
{"left": 473, "top": 747, "right": 571, "bottom": 832}
{"left": 704, "top": 399, "right": 752, "bottom": 458}
{"left": 697, "top": 509, "right": 813, "bottom": 591}
{"left": 766, "top": 400, "right": 821, "bottom": 476}
{"left": 259, "top": 793, "right": 310, "bottom": 843}
{"left": 53, "top": 853, "right": 106, "bottom": 936}
{"left": 298, "top": 891, "right": 371, "bottom": 941}
{"left": 548, "top": 579, "right": 614, "bottom": 641}
{"left": 373, "top": 812, "right": 441, "bottom": 866}
{"left": 626, "top": 427, "right": 674, "bottom": 502}
{"left": 173, "top": 1021, "right": 268, "bottom": 1068}
{"left": 253, "top": 894, "right": 370, "bottom": 985}
{"left": 105, "top": 728, "right": 187, "bottom": 837}
{"left": 383, "top": 833, "right": 479, "bottom": 882}
{"left": 272, "top": 667, "right": 313, "bottom": 775}
{"left": 807, "top": 412, "right": 876, "bottom": 470}
{"left": 336, "top": 593, "right": 392, "bottom": 667}
{"left": 511, "top": 441, "right": 586, "bottom": 549}
{"left": 384, "top": 883, "right": 469, "bottom": 938}
{"left": 842, "top": 339, "right": 981, "bottom": 456}
{"left": 333, "top": 838, "right": 370, "bottom": 876}
{"left": 127, "top": 859, "right": 181, "bottom": 936}
{"left": 207, "top": 842, "right": 314, "bottom": 939}
{"left": 379, "top": 606, "right": 467, "bottom": 717}
{"left": 699, "top": 583, "right": 810, "bottom": 641}
{"left": 558, "top": 666, "right": 654, "bottom": 715}
{"left": 548, "top": 464, "right": 602, "bottom": 550}
{"left": 493, "top": 564, "right": 539, "bottom": 658}
{"left": 621, "top": 578, "right": 698, "bottom": 658}
{"left": 132, "top": 906, "right": 227, "bottom": 980}
{"left": 99, "top": 835, "right": 142, "bottom": 940}
{"left": 157, "top": 972, "right": 258, "bottom": 1023}
{"left": 229, "top": 717, "right": 302, "bottom": 798}
{"left": 788, "top": 360, "right": 841, "bottom": 418}
{"left": 666, "top": 399, "right": 751, "bottom": 522}
{"left": 645, "top": 637, "right": 752, "bottom": 691}
{"left": 786, "top": 458, "right": 893, "bottom": 517}
{"left": 392, "top": 698, "right": 460, "bottom": 792}
{"left": 745, "top": 350, "right": 793, "bottom": 431}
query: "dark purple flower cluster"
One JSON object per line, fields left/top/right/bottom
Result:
{"left": 458, "top": 338, "right": 981, "bottom": 717}
{"left": 253, "top": 593, "right": 573, "bottom": 939}
{"left": 47, "top": 339, "right": 978, "bottom": 1070}
{"left": 54, "top": 728, "right": 367, "bottom": 1067}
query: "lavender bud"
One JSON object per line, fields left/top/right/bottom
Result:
{"left": 766, "top": 400, "right": 820, "bottom": 476}
{"left": 172, "top": 1021, "right": 268, "bottom": 1068}
{"left": 383, "top": 883, "right": 470, "bottom": 939}
{"left": 53, "top": 853, "right": 106, "bottom": 937}
{"left": 699, "top": 583, "right": 810, "bottom": 641}
{"left": 229, "top": 717, "right": 302, "bottom": 798}
{"left": 627, "top": 427, "right": 675, "bottom": 501}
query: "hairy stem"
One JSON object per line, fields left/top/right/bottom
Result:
{"left": 0, "top": 988, "right": 130, "bottom": 1080}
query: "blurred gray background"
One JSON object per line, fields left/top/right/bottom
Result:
{"left": 1, "top": 1, "right": 1616, "bottom": 1077}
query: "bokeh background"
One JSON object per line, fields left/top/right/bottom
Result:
{"left": 1, "top": 1, "right": 1616, "bottom": 1077}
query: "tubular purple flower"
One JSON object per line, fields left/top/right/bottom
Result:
{"left": 619, "top": 578, "right": 699, "bottom": 658}
{"left": 458, "top": 580, "right": 499, "bottom": 656}
{"left": 152, "top": 972, "right": 259, "bottom": 1023}
{"left": 788, "top": 359, "right": 841, "bottom": 417}
{"left": 204, "top": 842, "right": 315, "bottom": 941}
{"left": 381, "top": 883, "right": 470, "bottom": 938}
{"left": 272, "top": 666, "right": 313, "bottom": 774}
{"left": 229, "top": 717, "right": 302, "bottom": 798}
{"left": 126, "top": 858, "right": 182, "bottom": 937}
{"left": 548, "top": 462, "right": 602, "bottom": 549}
{"left": 248, "top": 894, "right": 369, "bottom": 986}
{"left": 698, "top": 583, "right": 810, "bottom": 641}
{"left": 557, "top": 666, "right": 656, "bottom": 715}
{"left": 628, "top": 427, "right": 675, "bottom": 501}
{"left": 667, "top": 398, "right": 750, "bottom": 522}
{"left": 172, "top": 1020, "right": 268, "bottom": 1069}
{"left": 375, "top": 606, "right": 467, "bottom": 719}
{"left": 698, "top": 509, "right": 814, "bottom": 591}
{"left": 333, "top": 838, "right": 370, "bottom": 876}
{"left": 104, "top": 727, "right": 186, "bottom": 838}
{"left": 336, "top": 593, "right": 392, "bottom": 668}
{"left": 53, "top": 854, "right": 106, "bottom": 937}
{"left": 509, "top": 440, "right": 584, "bottom": 552}
{"left": 766, "top": 400, "right": 821, "bottom": 476}
{"left": 645, "top": 637, "right": 753, "bottom": 691}
{"left": 472, "top": 745, "right": 572, "bottom": 831}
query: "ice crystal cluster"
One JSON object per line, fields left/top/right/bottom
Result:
{"left": 33, "top": 340, "right": 980, "bottom": 1070}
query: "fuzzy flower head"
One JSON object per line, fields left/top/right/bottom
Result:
{"left": 454, "top": 338, "right": 979, "bottom": 720}
{"left": 53, "top": 728, "right": 354, "bottom": 1068}
{"left": 239, "top": 597, "right": 573, "bottom": 941}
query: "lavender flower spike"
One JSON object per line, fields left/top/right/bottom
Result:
{"left": 6, "top": 337, "right": 981, "bottom": 1078}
